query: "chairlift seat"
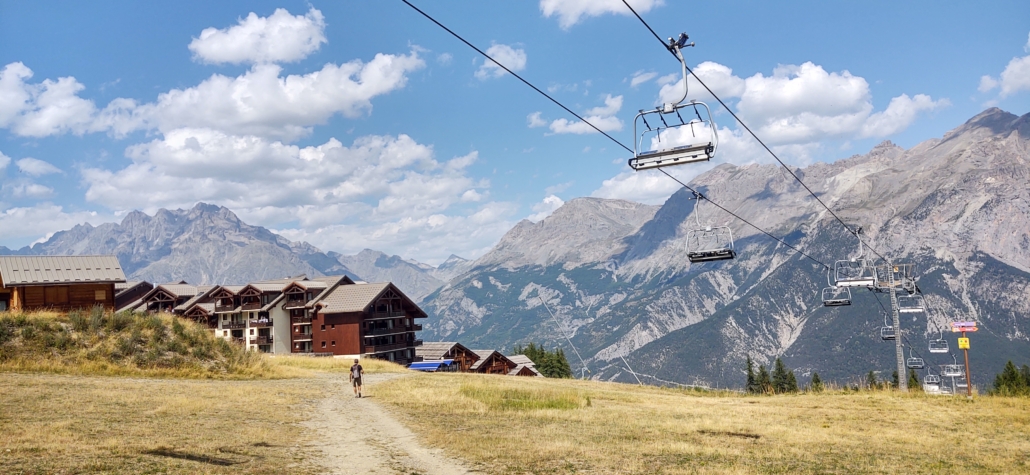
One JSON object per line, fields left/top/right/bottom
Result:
{"left": 880, "top": 326, "right": 896, "bottom": 340}
{"left": 942, "top": 365, "right": 963, "bottom": 377}
{"left": 928, "top": 340, "right": 949, "bottom": 353}
{"left": 834, "top": 259, "right": 877, "bottom": 287}
{"left": 629, "top": 142, "right": 714, "bottom": 171}
{"left": 687, "top": 248, "right": 736, "bottom": 263}
{"left": 685, "top": 226, "right": 735, "bottom": 263}
{"left": 906, "top": 357, "right": 925, "bottom": 369}
{"left": 822, "top": 286, "right": 852, "bottom": 306}
{"left": 898, "top": 295, "right": 925, "bottom": 313}
{"left": 956, "top": 381, "right": 968, "bottom": 388}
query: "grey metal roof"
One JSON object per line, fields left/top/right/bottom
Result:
{"left": 0, "top": 255, "right": 126, "bottom": 287}
{"left": 260, "top": 293, "right": 285, "bottom": 312}
{"left": 115, "top": 281, "right": 141, "bottom": 291}
{"left": 316, "top": 282, "right": 390, "bottom": 314}
{"left": 116, "top": 297, "right": 145, "bottom": 313}
{"left": 508, "top": 355, "right": 536, "bottom": 367}
{"left": 416, "top": 342, "right": 462, "bottom": 360}
{"left": 174, "top": 286, "right": 215, "bottom": 312}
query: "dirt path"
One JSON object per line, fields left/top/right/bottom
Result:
{"left": 302, "top": 372, "right": 473, "bottom": 474}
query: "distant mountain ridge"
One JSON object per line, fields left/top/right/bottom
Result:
{"left": 420, "top": 107, "right": 1030, "bottom": 389}
{"left": 0, "top": 203, "right": 456, "bottom": 300}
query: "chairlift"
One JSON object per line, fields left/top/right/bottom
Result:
{"left": 898, "top": 294, "right": 925, "bottom": 313}
{"left": 822, "top": 286, "right": 852, "bottom": 306}
{"left": 628, "top": 33, "right": 719, "bottom": 171}
{"left": 906, "top": 347, "right": 925, "bottom": 369}
{"left": 924, "top": 374, "right": 941, "bottom": 385}
{"left": 684, "top": 192, "right": 735, "bottom": 262}
{"left": 928, "top": 330, "right": 949, "bottom": 354}
{"left": 880, "top": 312, "right": 896, "bottom": 340}
{"left": 942, "top": 355, "right": 963, "bottom": 378}
{"left": 833, "top": 227, "right": 877, "bottom": 287}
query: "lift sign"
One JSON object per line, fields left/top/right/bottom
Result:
{"left": 958, "top": 338, "right": 970, "bottom": 350}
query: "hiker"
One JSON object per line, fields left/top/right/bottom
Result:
{"left": 350, "top": 358, "right": 364, "bottom": 398}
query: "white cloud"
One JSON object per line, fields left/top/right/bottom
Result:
{"left": 0, "top": 150, "right": 10, "bottom": 170}
{"left": 0, "top": 204, "right": 110, "bottom": 245}
{"left": 528, "top": 195, "right": 565, "bottom": 222}
{"left": 79, "top": 129, "right": 514, "bottom": 263}
{"left": 860, "top": 94, "right": 948, "bottom": 138}
{"left": 658, "top": 61, "right": 746, "bottom": 105}
{"left": 6, "top": 182, "right": 54, "bottom": 199}
{"left": 0, "top": 62, "right": 100, "bottom": 137}
{"left": 976, "top": 32, "right": 1030, "bottom": 98}
{"left": 436, "top": 53, "right": 453, "bottom": 65}
{"left": 0, "top": 50, "right": 425, "bottom": 140}
{"left": 591, "top": 169, "right": 686, "bottom": 205}
{"left": 540, "top": 0, "right": 663, "bottom": 29}
{"left": 475, "top": 44, "right": 527, "bottom": 80}
{"left": 527, "top": 112, "right": 547, "bottom": 128}
{"left": 188, "top": 7, "right": 326, "bottom": 64}
{"left": 16, "top": 157, "right": 61, "bottom": 176}
{"left": 547, "top": 94, "right": 623, "bottom": 134}
{"left": 544, "top": 182, "right": 573, "bottom": 195}
{"left": 630, "top": 70, "right": 657, "bottom": 88}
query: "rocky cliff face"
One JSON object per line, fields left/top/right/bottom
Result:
{"left": 421, "top": 108, "right": 1030, "bottom": 389}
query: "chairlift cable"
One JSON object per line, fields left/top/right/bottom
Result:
{"left": 538, "top": 295, "right": 590, "bottom": 374}
{"left": 619, "top": 0, "right": 889, "bottom": 264}
{"left": 401, "top": 0, "right": 830, "bottom": 271}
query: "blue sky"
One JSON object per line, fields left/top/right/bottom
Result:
{"left": 1, "top": 0, "right": 1028, "bottom": 264}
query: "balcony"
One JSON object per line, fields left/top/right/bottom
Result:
{"left": 291, "top": 316, "right": 312, "bottom": 324}
{"left": 250, "top": 336, "right": 272, "bottom": 345}
{"left": 241, "top": 301, "right": 262, "bottom": 311}
{"left": 284, "top": 298, "right": 307, "bottom": 309}
{"left": 368, "top": 311, "right": 406, "bottom": 320}
{"left": 293, "top": 334, "right": 312, "bottom": 342}
{"left": 363, "top": 342, "right": 408, "bottom": 354}
{"left": 365, "top": 326, "right": 406, "bottom": 336}
{"left": 248, "top": 319, "right": 272, "bottom": 328}
{"left": 412, "top": 339, "right": 423, "bottom": 347}
{"left": 232, "top": 337, "right": 245, "bottom": 344}
{"left": 222, "top": 323, "right": 246, "bottom": 330}
{"left": 409, "top": 323, "right": 423, "bottom": 332}
{"left": 214, "top": 303, "right": 235, "bottom": 313}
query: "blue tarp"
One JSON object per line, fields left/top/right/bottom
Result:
{"left": 409, "top": 359, "right": 455, "bottom": 372}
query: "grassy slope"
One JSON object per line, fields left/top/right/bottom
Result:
{"left": 375, "top": 373, "right": 1030, "bottom": 474}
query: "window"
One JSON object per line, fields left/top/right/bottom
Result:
{"left": 321, "top": 341, "right": 326, "bottom": 348}
{"left": 223, "top": 330, "right": 228, "bottom": 336}
{"left": 331, "top": 341, "right": 336, "bottom": 346}
{"left": 320, "top": 324, "right": 326, "bottom": 331}
{"left": 331, "top": 324, "right": 335, "bottom": 329}
{"left": 249, "top": 329, "right": 254, "bottom": 335}
{"left": 223, "top": 315, "right": 228, "bottom": 321}
{"left": 94, "top": 290, "right": 106, "bottom": 301}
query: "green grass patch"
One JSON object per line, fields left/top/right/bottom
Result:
{"left": 460, "top": 381, "right": 585, "bottom": 410}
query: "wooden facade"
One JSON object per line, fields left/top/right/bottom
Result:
{"left": 2, "top": 282, "right": 116, "bottom": 312}
{"left": 313, "top": 284, "right": 427, "bottom": 363}
{"left": 470, "top": 350, "right": 518, "bottom": 375}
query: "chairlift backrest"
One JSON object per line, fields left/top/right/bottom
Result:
{"left": 928, "top": 337, "right": 949, "bottom": 354}
{"left": 628, "top": 39, "right": 718, "bottom": 171}
{"left": 822, "top": 286, "right": 851, "bottom": 306}
{"left": 898, "top": 294, "right": 925, "bottom": 313}
{"left": 684, "top": 193, "right": 735, "bottom": 262}
{"left": 880, "top": 326, "right": 896, "bottom": 340}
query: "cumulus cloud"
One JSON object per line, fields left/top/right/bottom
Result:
{"left": 0, "top": 150, "right": 10, "bottom": 170}
{"left": 0, "top": 62, "right": 100, "bottom": 137}
{"left": 78, "top": 129, "right": 515, "bottom": 263}
{"left": 976, "top": 32, "right": 1030, "bottom": 98}
{"left": 540, "top": 0, "right": 663, "bottom": 29}
{"left": 475, "top": 43, "right": 527, "bottom": 80}
{"left": 527, "top": 112, "right": 547, "bottom": 128}
{"left": 16, "top": 157, "right": 61, "bottom": 176}
{"left": 188, "top": 7, "right": 326, "bottom": 64}
{"left": 0, "top": 50, "right": 425, "bottom": 140}
{"left": 527, "top": 194, "right": 565, "bottom": 222}
{"left": 546, "top": 94, "right": 623, "bottom": 134}
{"left": 0, "top": 204, "right": 110, "bottom": 245}
{"left": 657, "top": 61, "right": 746, "bottom": 105}
{"left": 5, "top": 182, "right": 54, "bottom": 199}
{"left": 860, "top": 94, "right": 948, "bottom": 138}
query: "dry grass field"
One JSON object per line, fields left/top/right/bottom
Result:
{"left": 375, "top": 373, "right": 1030, "bottom": 474}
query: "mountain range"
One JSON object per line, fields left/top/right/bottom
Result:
{"left": 3, "top": 108, "right": 1028, "bottom": 389}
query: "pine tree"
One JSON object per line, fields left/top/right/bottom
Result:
{"left": 785, "top": 371, "right": 798, "bottom": 393}
{"left": 745, "top": 356, "right": 757, "bottom": 394}
{"left": 1021, "top": 364, "right": 1030, "bottom": 388}
{"left": 810, "top": 373, "right": 823, "bottom": 392}
{"left": 891, "top": 370, "right": 900, "bottom": 389}
{"left": 756, "top": 365, "right": 772, "bottom": 394}
{"left": 993, "top": 360, "right": 1028, "bottom": 395}
{"left": 908, "top": 369, "right": 921, "bottom": 391}
{"left": 866, "top": 371, "right": 879, "bottom": 390}
{"left": 554, "top": 348, "right": 573, "bottom": 378}
{"left": 772, "top": 358, "right": 789, "bottom": 394}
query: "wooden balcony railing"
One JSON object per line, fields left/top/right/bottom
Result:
{"left": 410, "top": 323, "right": 423, "bottom": 332}
{"left": 284, "top": 299, "right": 307, "bottom": 309}
{"left": 365, "top": 326, "right": 406, "bottom": 336}
{"left": 214, "top": 303, "right": 235, "bottom": 313}
{"left": 364, "top": 342, "right": 408, "bottom": 354}
{"left": 248, "top": 319, "right": 271, "bottom": 328}
{"left": 241, "top": 301, "right": 262, "bottom": 311}
{"left": 369, "top": 311, "right": 406, "bottom": 320}
{"left": 222, "top": 323, "right": 245, "bottom": 330}
{"left": 291, "top": 316, "right": 312, "bottom": 324}
{"left": 250, "top": 336, "right": 272, "bottom": 345}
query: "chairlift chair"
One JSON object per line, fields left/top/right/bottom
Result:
{"left": 928, "top": 330, "right": 949, "bottom": 354}
{"left": 822, "top": 286, "right": 852, "bottom": 306}
{"left": 906, "top": 347, "right": 925, "bottom": 369}
{"left": 880, "top": 312, "right": 896, "bottom": 340}
{"left": 833, "top": 227, "right": 877, "bottom": 287}
{"left": 898, "top": 294, "right": 926, "bottom": 313}
{"left": 924, "top": 374, "right": 941, "bottom": 385}
{"left": 628, "top": 34, "right": 719, "bottom": 171}
{"left": 941, "top": 364, "right": 963, "bottom": 377}
{"left": 684, "top": 192, "right": 735, "bottom": 263}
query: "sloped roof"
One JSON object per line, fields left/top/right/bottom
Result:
{"left": 469, "top": 350, "right": 516, "bottom": 371}
{"left": 175, "top": 286, "right": 215, "bottom": 312}
{"left": 508, "top": 364, "right": 542, "bottom": 376}
{"left": 316, "top": 282, "right": 391, "bottom": 314}
{"left": 115, "top": 297, "right": 145, "bottom": 313}
{"left": 508, "top": 354, "right": 536, "bottom": 367}
{"left": 0, "top": 255, "right": 126, "bottom": 287}
{"left": 416, "top": 342, "right": 469, "bottom": 360}
{"left": 260, "top": 293, "right": 285, "bottom": 312}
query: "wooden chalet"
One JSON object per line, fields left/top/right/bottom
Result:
{"left": 114, "top": 281, "right": 153, "bottom": 312}
{"left": 313, "top": 281, "right": 426, "bottom": 363}
{"left": 469, "top": 350, "right": 518, "bottom": 375}
{"left": 0, "top": 256, "right": 125, "bottom": 312}
{"left": 416, "top": 342, "right": 479, "bottom": 372}
{"left": 507, "top": 354, "right": 543, "bottom": 377}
